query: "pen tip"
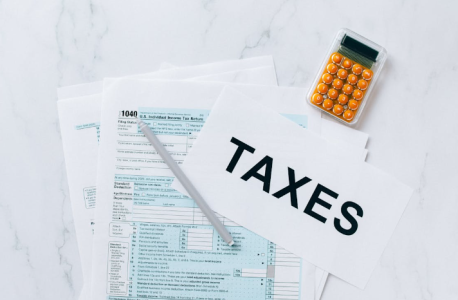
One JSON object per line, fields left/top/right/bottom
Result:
{"left": 228, "top": 240, "right": 235, "bottom": 246}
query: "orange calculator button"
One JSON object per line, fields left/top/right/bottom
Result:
{"left": 333, "top": 104, "right": 344, "bottom": 115}
{"left": 347, "top": 74, "right": 358, "bottom": 85}
{"left": 352, "top": 89, "right": 363, "bottom": 100}
{"left": 357, "top": 79, "right": 368, "bottom": 90}
{"left": 322, "top": 73, "right": 333, "bottom": 84}
{"left": 327, "top": 63, "right": 338, "bottom": 74}
{"left": 317, "top": 83, "right": 328, "bottom": 94}
{"left": 343, "top": 110, "right": 354, "bottom": 121}
{"left": 362, "top": 69, "right": 373, "bottom": 80}
{"left": 342, "top": 59, "right": 353, "bottom": 69}
{"left": 312, "top": 93, "right": 324, "bottom": 104}
{"left": 337, "top": 69, "right": 348, "bottom": 80}
{"left": 332, "top": 53, "right": 343, "bottom": 64}
{"left": 342, "top": 84, "right": 353, "bottom": 95}
{"left": 332, "top": 79, "right": 343, "bottom": 89}
{"left": 352, "top": 64, "right": 363, "bottom": 75}
{"left": 323, "top": 99, "right": 334, "bottom": 110}
{"left": 338, "top": 94, "right": 349, "bottom": 105}
{"left": 327, "top": 88, "right": 338, "bottom": 99}
{"left": 348, "top": 100, "right": 359, "bottom": 110}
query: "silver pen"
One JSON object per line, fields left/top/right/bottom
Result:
{"left": 137, "top": 118, "right": 235, "bottom": 246}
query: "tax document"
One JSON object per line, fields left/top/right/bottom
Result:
{"left": 172, "top": 87, "right": 413, "bottom": 289}
{"left": 89, "top": 79, "right": 332, "bottom": 300}
{"left": 58, "top": 57, "right": 367, "bottom": 299}
{"left": 58, "top": 60, "right": 278, "bottom": 300}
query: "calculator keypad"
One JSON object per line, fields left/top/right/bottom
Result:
{"left": 311, "top": 53, "right": 373, "bottom": 122}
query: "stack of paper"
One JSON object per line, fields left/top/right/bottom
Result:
{"left": 58, "top": 57, "right": 409, "bottom": 300}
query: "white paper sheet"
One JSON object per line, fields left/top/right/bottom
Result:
{"left": 90, "top": 79, "right": 325, "bottom": 300}
{"left": 159, "top": 62, "right": 279, "bottom": 86}
{"left": 315, "top": 118, "right": 369, "bottom": 299}
{"left": 57, "top": 56, "right": 276, "bottom": 99}
{"left": 315, "top": 271, "right": 328, "bottom": 300}
{"left": 58, "top": 95, "right": 102, "bottom": 300}
{"left": 186, "top": 66, "right": 278, "bottom": 85}
{"left": 171, "top": 87, "right": 413, "bottom": 289}
{"left": 58, "top": 62, "right": 279, "bottom": 300}
{"left": 159, "top": 62, "right": 178, "bottom": 70}
{"left": 321, "top": 117, "right": 369, "bottom": 150}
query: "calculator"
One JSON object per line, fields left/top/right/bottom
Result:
{"left": 308, "top": 29, "right": 387, "bottom": 125}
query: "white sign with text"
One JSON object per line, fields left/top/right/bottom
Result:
{"left": 172, "top": 87, "right": 413, "bottom": 289}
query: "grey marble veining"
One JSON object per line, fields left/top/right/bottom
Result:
{"left": 0, "top": 0, "right": 457, "bottom": 299}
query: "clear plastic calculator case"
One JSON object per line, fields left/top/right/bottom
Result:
{"left": 308, "top": 29, "right": 387, "bottom": 125}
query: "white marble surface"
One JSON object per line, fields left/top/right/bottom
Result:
{"left": 0, "top": 0, "right": 457, "bottom": 299}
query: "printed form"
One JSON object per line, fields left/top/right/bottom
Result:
{"left": 110, "top": 108, "right": 303, "bottom": 299}
{"left": 89, "top": 80, "right": 330, "bottom": 300}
